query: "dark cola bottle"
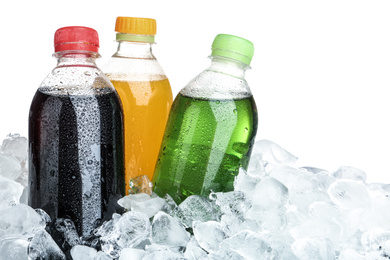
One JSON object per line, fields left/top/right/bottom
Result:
{"left": 28, "top": 26, "right": 125, "bottom": 245}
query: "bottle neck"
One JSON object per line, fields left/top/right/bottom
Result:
{"left": 112, "top": 41, "right": 155, "bottom": 59}
{"left": 54, "top": 50, "right": 99, "bottom": 67}
{"left": 207, "top": 56, "right": 249, "bottom": 79}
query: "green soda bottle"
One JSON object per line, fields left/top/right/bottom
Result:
{"left": 152, "top": 34, "right": 258, "bottom": 203}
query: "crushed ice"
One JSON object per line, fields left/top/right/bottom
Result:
{"left": 1, "top": 134, "right": 390, "bottom": 259}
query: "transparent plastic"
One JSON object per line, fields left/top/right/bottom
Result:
{"left": 180, "top": 56, "right": 253, "bottom": 99}
{"left": 153, "top": 56, "right": 258, "bottom": 203}
{"left": 28, "top": 50, "right": 125, "bottom": 241}
{"left": 103, "top": 40, "right": 173, "bottom": 191}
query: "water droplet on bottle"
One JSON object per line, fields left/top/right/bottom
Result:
{"left": 233, "top": 109, "right": 237, "bottom": 114}
{"left": 244, "top": 127, "right": 248, "bottom": 133}
{"left": 84, "top": 191, "right": 92, "bottom": 198}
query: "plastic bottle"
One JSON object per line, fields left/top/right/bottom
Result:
{"left": 153, "top": 34, "right": 258, "bottom": 203}
{"left": 103, "top": 17, "right": 173, "bottom": 192}
{"left": 28, "top": 26, "right": 125, "bottom": 240}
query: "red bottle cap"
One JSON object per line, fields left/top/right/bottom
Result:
{"left": 54, "top": 26, "right": 99, "bottom": 53}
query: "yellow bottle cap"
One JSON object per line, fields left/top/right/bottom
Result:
{"left": 115, "top": 17, "right": 156, "bottom": 40}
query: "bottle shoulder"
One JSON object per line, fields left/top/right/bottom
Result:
{"left": 39, "top": 66, "right": 115, "bottom": 96}
{"left": 102, "top": 56, "right": 168, "bottom": 82}
{"left": 180, "top": 69, "right": 253, "bottom": 100}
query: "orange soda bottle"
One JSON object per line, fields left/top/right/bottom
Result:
{"left": 103, "top": 17, "right": 173, "bottom": 193}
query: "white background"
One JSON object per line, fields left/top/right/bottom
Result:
{"left": 1, "top": 0, "right": 390, "bottom": 183}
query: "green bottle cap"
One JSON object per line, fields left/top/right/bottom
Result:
{"left": 211, "top": 34, "right": 254, "bottom": 66}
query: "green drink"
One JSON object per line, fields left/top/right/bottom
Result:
{"left": 153, "top": 94, "right": 258, "bottom": 203}
{"left": 152, "top": 34, "right": 258, "bottom": 203}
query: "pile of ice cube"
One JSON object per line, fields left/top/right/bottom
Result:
{"left": 1, "top": 134, "right": 390, "bottom": 260}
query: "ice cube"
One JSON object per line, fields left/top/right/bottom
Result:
{"left": 113, "top": 211, "right": 151, "bottom": 248}
{"left": 128, "top": 175, "right": 153, "bottom": 195}
{"left": 207, "top": 249, "right": 245, "bottom": 260}
{"left": 234, "top": 168, "right": 260, "bottom": 197}
{"left": 142, "top": 250, "right": 185, "bottom": 260}
{"left": 279, "top": 249, "right": 300, "bottom": 260}
{"left": 361, "top": 227, "right": 390, "bottom": 252}
{"left": 94, "top": 217, "right": 115, "bottom": 238}
{"left": 183, "top": 237, "right": 208, "bottom": 260}
{"left": 118, "top": 193, "right": 165, "bottom": 218}
{"left": 0, "top": 176, "right": 24, "bottom": 208}
{"left": 0, "top": 153, "right": 22, "bottom": 180}
{"left": 117, "top": 193, "right": 151, "bottom": 210}
{"left": 251, "top": 176, "right": 288, "bottom": 211}
{"left": 308, "top": 201, "right": 341, "bottom": 220}
{"left": 218, "top": 213, "right": 255, "bottom": 238}
{"left": 333, "top": 166, "right": 366, "bottom": 183}
{"left": 290, "top": 190, "right": 332, "bottom": 213}
{"left": 264, "top": 232, "right": 297, "bottom": 259}
{"left": 382, "top": 240, "right": 390, "bottom": 257}
{"left": 302, "top": 167, "right": 336, "bottom": 191}
{"left": 210, "top": 190, "right": 251, "bottom": 217}
{"left": 160, "top": 193, "right": 177, "bottom": 215}
{"left": 0, "top": 237, "right": 29, "bottom": 260}
{"left": 192, "top": 220, "right": 227, "bottom": 252}
{"left": 291, "top": 237, "right": 335, "bottom": 260}
{"left": 55, "top": 218, "right": 81, "bottom": 247}
{"left": 338, "top": 249, "right": 365, "bottom": 260}
{"left": 361, "top": 196, "right": 390, "bottom": 230}
{"left": 35, "top": 208, "right": 51, "bottom": 225}
{"left": 173, "top": 195, "right": 221, "bottom": 228}
{"left": 220, "top": 213, "right": 262, "bottom": 237}
{"left": 289, "top": 219, "right": 342, "bottom": 247}
{"left": 251, "top": 139, "right": 298, "bottom": 167}
{"left": 151, "top": 211, "right": 190, "bottom": 247}
{"left": 364, "top": 251, "right": 389, "bottom": 260}
{"left": 221, "top": 230, "right": 275, "bottom": 260}
{"left": 144, "top": 243, "right": 170, "bottom": 254}
{"left": 0, "top": 134, "right": 28, "bottom": 161}
{"left": 132, "top": 196, "right": 166, "bottom": 218}
{"left": 94, "top": 251, "right": 112, "bottom": 260}
{"left": 119, "top": 248, "right": 147, "bottom": 260}
{"left": 246, "top": 153, "right": 267, "bottom": 178}
{"left": 341, "top": 208, "right": 366, "bottom": 237}
{"left": 245, "top": 206, "right": 287, "bottom": 231}
{"left": 99, "top": 211, "right": 150, "bottom": 258}
{"left": 70, "top": 245, "right": 97, "bottom": 259}
{"left": 28, "top": 230, "right": 66, "bottom": 260}
{"left": 327, "top": 180, "right": 371, "bottom": 209}
{"left": 367, "top": 183, "right": 390, "bottom": 199}
{"left": 269, "top": 165, "right": 316, "bottom": 194}
{"left": 0, "top": 203, "right": 46, "bottom": 237}
{"left": 285, "top": 204, "right": 310, "bottom": 228}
